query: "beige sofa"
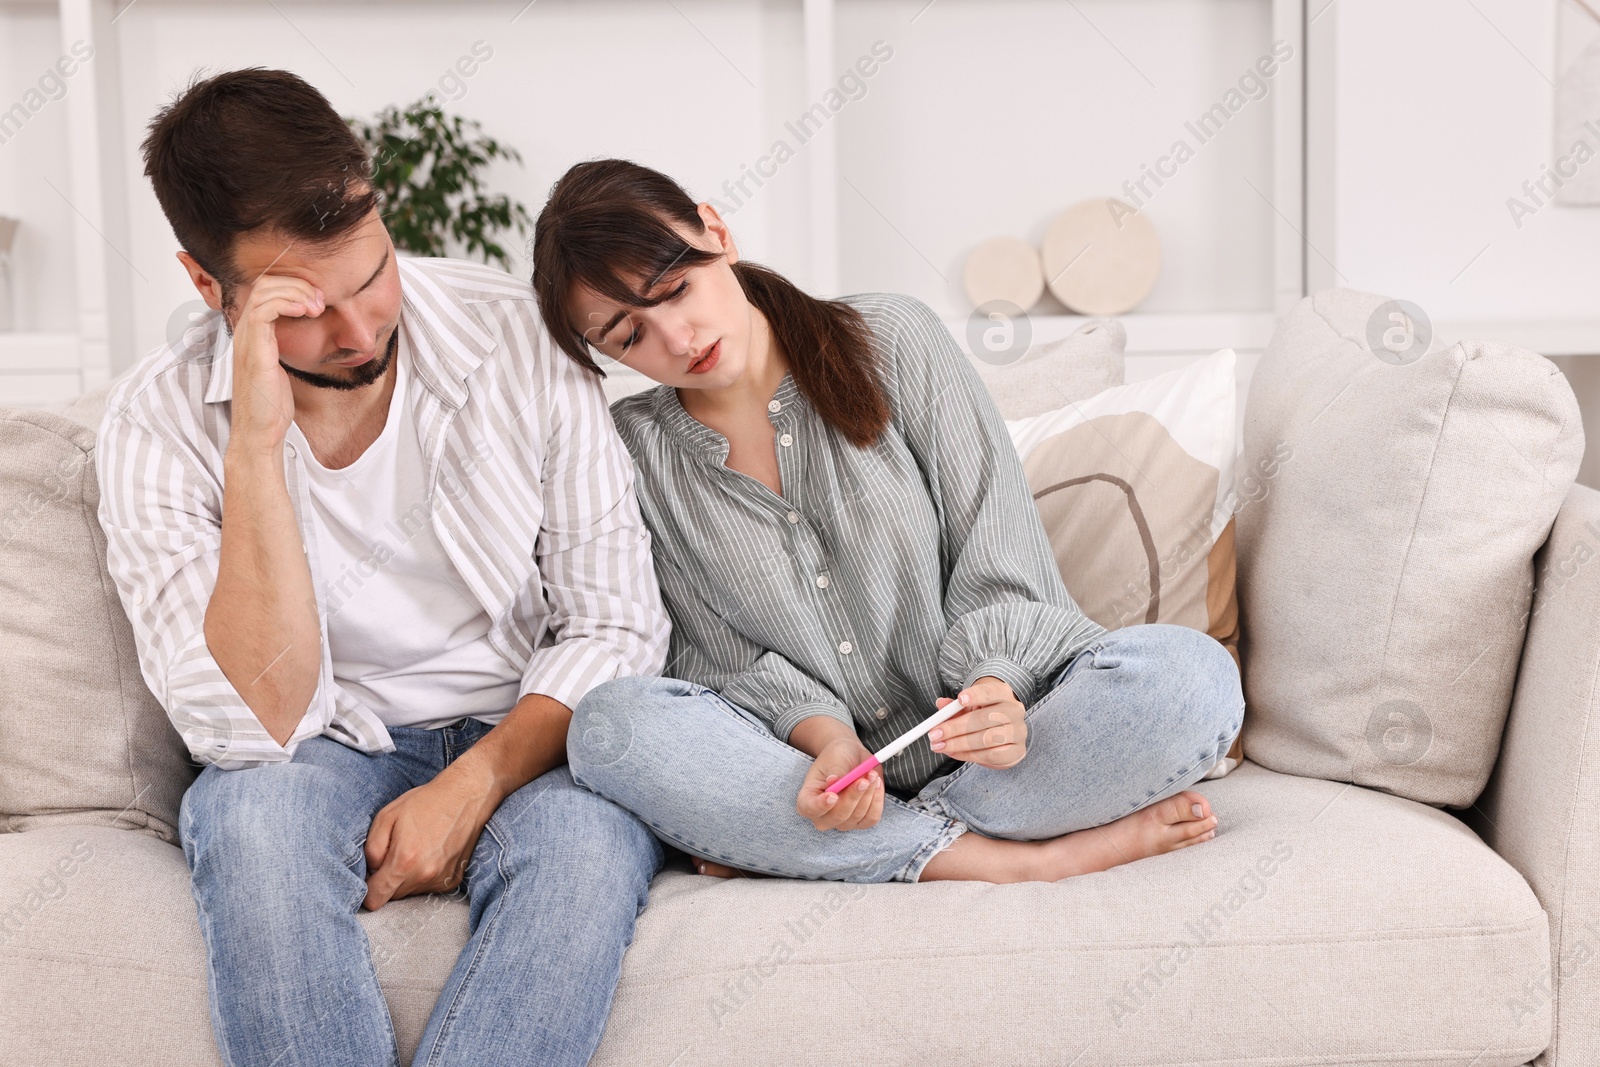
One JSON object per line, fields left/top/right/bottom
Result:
{"left": 2, "top": 290, "right": 1596, "bottom": 1066}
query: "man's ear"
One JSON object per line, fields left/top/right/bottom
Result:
{"left": 176, "top": 250, "right": 226, "bottom": 312}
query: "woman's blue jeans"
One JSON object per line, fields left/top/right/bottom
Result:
{"left": 568, "top": 623, "right": 1244, "bottom": 884}
{"left": 178, "top": 716, "right": 663, "bottom": 1067}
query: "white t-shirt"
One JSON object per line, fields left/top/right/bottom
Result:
{"left": 286, "top": 327, "right": 523, "bottom": 729}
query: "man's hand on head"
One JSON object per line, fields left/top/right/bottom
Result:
{"left": 226, "top": 274, "right": 325, "bottom": 457}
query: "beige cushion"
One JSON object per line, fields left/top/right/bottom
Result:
{"left": 0, "top": 762, "right": 1549, "bottom": 1065}
{"left": 970, "top": 316, "right": 1125, "bottom": 420}
{"left": 1236, "top": 289, "right": 1584, "bottom": 808}
{"left": 0, "top": 396, "right": 193, "bottom": 845}
{"left": 1008, "top": 349, "right": 1245, "bottom": 777}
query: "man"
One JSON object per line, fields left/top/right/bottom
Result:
{"left": 97, "top": 68, "right": 670, "bottom": 1067}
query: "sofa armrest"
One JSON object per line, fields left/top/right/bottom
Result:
{"left": 1474, "top": 481, "right": 1600, "bottom": 1066}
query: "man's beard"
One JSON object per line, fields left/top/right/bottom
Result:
{"left": 280, "top": 327, "right": 398, "bottom": 391}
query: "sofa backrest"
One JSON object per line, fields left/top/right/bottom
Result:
{"left": 0, "top": 394, "right": 196, "bottom": 845}
{"left": 4, "top": 294, "right": 1584, "bottom": 835}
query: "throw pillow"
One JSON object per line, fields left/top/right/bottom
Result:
{"left": 1236, "top": 289, "right": 1583, "bottom": 807}
{"left": 1007, "top": 348, "right": 1246, "bottom": 778}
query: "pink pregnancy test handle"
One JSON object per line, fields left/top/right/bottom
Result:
{"left": 824, "top": 755, "right": 881, "bottom": 796}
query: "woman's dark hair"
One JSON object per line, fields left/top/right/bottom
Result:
{"left": 531, "top": 158, "right": 890, "bottom": 448}
{"left": 141, "top": 68, "right": 378, "bottom": 289}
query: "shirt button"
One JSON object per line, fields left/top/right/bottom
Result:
{"left": 780, "top": 433, "right": 793, "bottom": 447}
{"left": 837, "top": 641, "right": 852, "bottom": 655}
{"left": 787, "top": 511, "right": 800, "bottom": 524}
{"left": 816, "top": 574, "right": 830, "bottom": 589}
{"left": 285, "top": 444, "right": 297, "bottom": 458}
{"left": 768, "top": 399, "right": 782, "bottom": 413}
{"left": 874, "top": 706, "right": 888, "bottom": 720}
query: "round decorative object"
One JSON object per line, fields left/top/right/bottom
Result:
{"left": 962, "top": 236, "right": 1044, "bottom": 312}
{"left": 1040, "top": 198, "right": 1161, "bottom": 315}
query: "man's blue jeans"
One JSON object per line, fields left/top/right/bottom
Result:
{"left": 178, "top": 716, "right": 663, "bottom": 1067}
{"left": 569, "top": 623, "right": 1244, "bottom": 884}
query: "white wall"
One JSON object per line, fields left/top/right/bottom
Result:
{"left": 1310, "top": 0, "right": 1600, "bottom": 333}
{"left": 20, "top": 0, "right": 1599, "bottom": 396}
{"left": 834, "top": 0, "right": 1277, "bottom": 317}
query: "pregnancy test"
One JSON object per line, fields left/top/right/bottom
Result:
{"left": 824, "top": 697, "right": 968, "bottom": 796}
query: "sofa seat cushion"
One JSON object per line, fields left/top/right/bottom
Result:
{"left": 0, "top": 761, "right": 1548, "bottom": 1067}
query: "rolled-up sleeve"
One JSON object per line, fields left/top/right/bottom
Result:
{"left": 96, "top": 400, "right": 327, "bottom": 769}
{"left": 653, "top": 552, "right": 854, "bottom": 743}
{"left": 518, "top": 348, "right": 672, "bottom": 710}
{"left": 882, "top": 297, "right": 1108, "bottom": 707}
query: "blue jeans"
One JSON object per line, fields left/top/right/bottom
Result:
{"left": 568, "top": 623, "right": 1243, "bottom": 884}
{"left": 178, "top": 716, "right": 663, "bottom": 1067}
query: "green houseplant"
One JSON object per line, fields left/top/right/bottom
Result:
{"left": 346, "top": 98, "right": 533, "bottom": 272}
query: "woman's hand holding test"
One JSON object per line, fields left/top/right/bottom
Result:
{"left": 791, "top": 717, "right": 886, "bottom": 832}
{"left": 931, "top": 676, "right": 1028, "bottom": 769}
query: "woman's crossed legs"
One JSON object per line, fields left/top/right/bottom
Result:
{"left": 568, "top": 623, "right": 1244, "bottom": 885}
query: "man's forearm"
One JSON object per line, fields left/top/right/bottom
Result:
{"left": 448, "top": 692, "right": 573, "bottom": 808}
{"left": 204, "top": 446, "right": 322, "bottom": 747}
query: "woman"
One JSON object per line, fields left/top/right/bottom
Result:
{"left": 532, "top": 159, "right": 1243, "bottom": 885}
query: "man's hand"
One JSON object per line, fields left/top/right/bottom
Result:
{"left": 228, "top": 275, "right": 325, "bottom": 456}
{"left": 929, "top": 676, "right": 1028, "bottom": 769}
{"left": 362, "top": 760, "right": 497, "bottom": 910}
{"left": 360, "top": 693, "right": 574, "bottom": 910}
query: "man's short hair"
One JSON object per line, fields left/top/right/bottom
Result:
{"left": 141, "top": 68, "right": 378, "bottom": 286}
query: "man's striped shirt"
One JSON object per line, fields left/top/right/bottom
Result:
{"left": 97, "top": 256, "right": 669, "bottom": 770}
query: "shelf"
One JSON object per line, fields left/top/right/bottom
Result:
{"left": 945, "top": 312, "right": 1278, "bottom": 358}
{"left": 1434, "top": 319, "right": 1600, "bottom": 358}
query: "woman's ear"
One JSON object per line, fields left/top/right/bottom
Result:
{"left": 696, "top": 201, "right": 739, "bottom": 264}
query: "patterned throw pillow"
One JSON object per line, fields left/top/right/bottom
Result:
{"left": 1006, "top": 348, "right": 1247, "bottom": 778}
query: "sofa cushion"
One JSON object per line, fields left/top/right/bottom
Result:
{"left": 970, "top": 316, "right": 1125, "bottom": 420}
{"left": 0, "top": 395, "right": 193, "bottom": 845}
{"left": 0, "top": 763, "right": 1548, "bottom": 1066}
{"left": 1236, "top": 289, "right": 1583, "bottom": 808}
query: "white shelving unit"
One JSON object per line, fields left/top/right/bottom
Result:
{"left": 0, "top": 0, "right": 123, "bottom": 405}
{"left": 3, "top": 0, "right": 1312, "bottom": 406}
{"left": 8, "top": 0, "right": 1600, "bottom": 412}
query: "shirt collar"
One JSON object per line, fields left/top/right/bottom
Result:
{"left": 652, "top": 371, "right": 805, "bottom": 462}
{"left": 202, "top": 256, "right": 494, "bottom": 409}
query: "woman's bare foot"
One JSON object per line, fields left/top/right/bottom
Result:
{"left": 691, "top": 858, "right": 763, "bottom": 879}
{"left": 918, "top": 790, "right": 1219, "bottom": 883}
